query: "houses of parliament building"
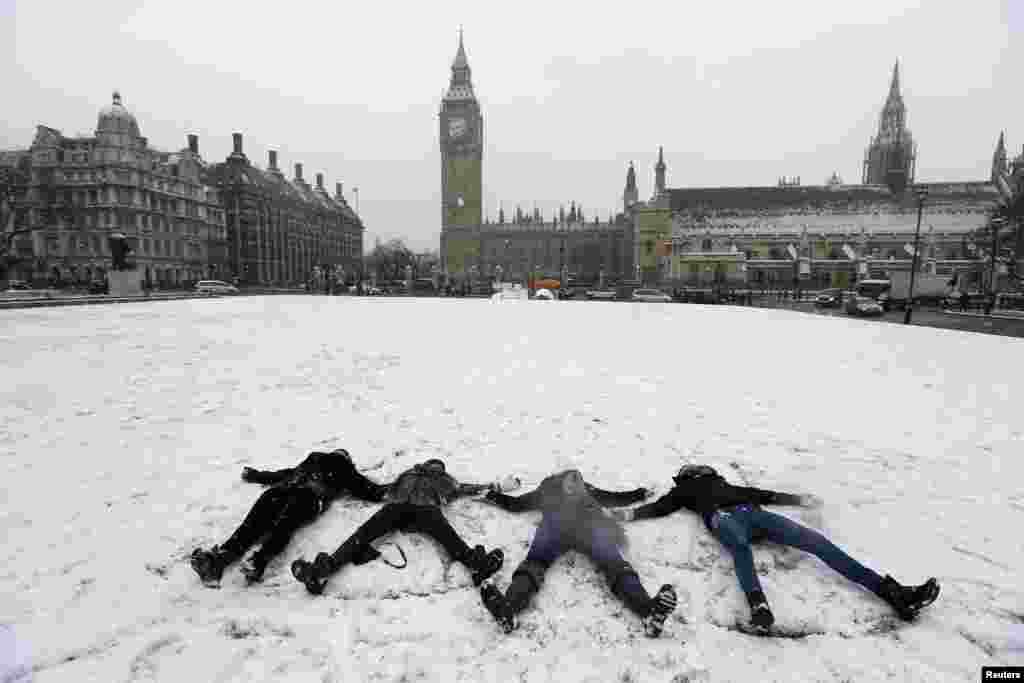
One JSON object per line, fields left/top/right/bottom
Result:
{"left": 439, "top": 37, "right": 1022, "bottom": 290}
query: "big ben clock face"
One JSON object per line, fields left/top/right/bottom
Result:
{"left": 448, "top": 117, "right": 467, "bottom": 140}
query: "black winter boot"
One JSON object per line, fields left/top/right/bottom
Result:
{"left": 240, "top": 555, "right": 268, "bottom": 584}
{"left": 291, "top": 552, "right": 335, "bottom": 595}
{"left": 480, "top": 580, "right": 519, "bottom": 633}
{"left": 746, "top": 590, "right": 775, "bottom": 630}
{"left": 642, "top": 584, "right": 678, "bottom": 638}
{"left": 876, "top": 575, "right": 940, "bottom": 621}
{"left": 191, "top": 545, "right": 235, "bottom": 587}
{"left": 465, "top": 545, "right": 504, "bottom": 586}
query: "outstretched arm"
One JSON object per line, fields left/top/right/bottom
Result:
{"left": 455, "top": 475, "right": 522, "bottom": 498}
{"left": 732, "top": 485, "right": 805, "bottom": 506}
{"left": 586, "top": 484, "right": 650, "bottom": 507}
{"left": 482, "top": 487, "right": 542, "bottom": 513}
{"left": 625, "top": 488, "right": 690, "bottom": 521}
{"left": 346, "top": 471, "right": 391, "bottom": 503}
{"left": 241, "top": 466, "right": 294, "bottom": 485}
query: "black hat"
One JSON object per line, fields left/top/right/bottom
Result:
{"left": 673, "top": 464, "right": 718, "bottom": 484}
{"left": 331, "top": 449, "right": 353, "bottom": 463}
{"left": 422, "top": 458, "right": 446, "bottom": 473}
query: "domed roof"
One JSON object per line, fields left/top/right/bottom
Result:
{"left": 97, "top": 91, "right": 140, "bottom": 137}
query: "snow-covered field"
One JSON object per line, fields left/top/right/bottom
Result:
{"left": 2, "top": 296, "right": 1023, "bottom": 682}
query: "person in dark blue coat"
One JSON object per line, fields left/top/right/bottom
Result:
{"left": 612, "top": 464, "right": 939, "bottom": 629}
{"left": 478, "top": 469, "right": 678, "bottom": 638}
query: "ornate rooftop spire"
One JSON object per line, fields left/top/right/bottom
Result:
{"left": 445, "top": 27, "right": 474, "bottom": 101}
{"left": 452, "top": 26, "right": 469, "bottom": 70}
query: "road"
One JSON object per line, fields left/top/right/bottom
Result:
{"left": 783, "top": 301, "right": 1024, "bottom": 338}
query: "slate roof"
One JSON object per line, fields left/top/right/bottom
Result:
{"left": 202, "top": 161, "right": 362, "bottom": 225}
{"left": 668, "top": 181, "right": 1000, "bottom": 214}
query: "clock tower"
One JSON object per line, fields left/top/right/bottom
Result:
{"left": 440, "top": 29, "right": 483, "bottom": 230}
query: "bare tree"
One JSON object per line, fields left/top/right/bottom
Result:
{"left": 1, "top": 168, "right": 39, "bottom": 282}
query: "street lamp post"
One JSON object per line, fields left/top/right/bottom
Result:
{"left": 989, "top": 217, "right": 1007, "bottom": 313}
{"left": 903, "top": 185, "right": 929, "bottom": 325}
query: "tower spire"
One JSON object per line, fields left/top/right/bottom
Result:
{"left": 992, "top": 131, "right": 1009, "bottom": 183}
{"left": 654, "top": 146, "right": 667, "bottom": 196}
{"left": 453, "top": 26, "right": 469, "bottom": 70}
{"left": 889, "top": 60, "right": 900, "bottom": 98}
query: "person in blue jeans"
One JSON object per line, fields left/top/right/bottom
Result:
{"left": 479, "top": 469, "right": 678, "bottom": 637}
{"left": 612, "top": 464, "right": 939, "bottom": 630}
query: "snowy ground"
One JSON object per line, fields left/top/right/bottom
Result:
{"left": 2, "top": 296, "right": 1023, "bottom": 682}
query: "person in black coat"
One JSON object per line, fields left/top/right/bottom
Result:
{"left": 190, "top": 448, "right": 388, "bottom": 587}
{"left": 612, "top": 464, "right": 939, "bottom": 629}
{"left": 290, "top": 458, "right": 513, "bottom": 595}
{"left": 478, "top": 469, "right": 678, "bottom": 638}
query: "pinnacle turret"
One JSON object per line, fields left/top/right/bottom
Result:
{"left": 993, "top": 131, "right": 1008, "bottom": 183}
{"left": 889, "top": 60, "right": 900, "bottom": 99}
{"left": 445, "top": 27, "right": 474, "bottom": 101}
{"left": 862, "top": 60, "right": 915, "bottom": 189}
{"left": 654, "top": 146, "right": 667, "bottom": 195}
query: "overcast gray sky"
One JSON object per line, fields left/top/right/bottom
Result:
{"left": 3, "top": 0, "right": 1021, "bottom": 251}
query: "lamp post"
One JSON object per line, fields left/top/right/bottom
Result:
{"left": 989, "top": 216, "right": 1007, "bottom": 313}
{"left": 903, "top": 185, "right": 929, "bottom": 325}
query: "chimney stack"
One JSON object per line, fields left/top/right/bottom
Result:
{"left": 316, "top": 172, "right": 324, "bottom": 189}
{"left": 232, "top": 133, "right": 243, "bottom": 156}
{"left": 335, "top": 182, "right": 343, "bottom": 199}
{"left": 187, "top": 134, "right": 198, "bottom": 155}
{"left": 295, "top": 163, "right": 303, "bottom": 181}
{"left": 268, "top": 150, "right": 278, "bottom": 170}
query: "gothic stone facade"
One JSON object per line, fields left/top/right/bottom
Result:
{"left": 438, "top": 34, "right": 632, "bottom": 285}
{"left": 629, "top": 62, "right": 1010, "bottom": 290}
{"left": 203, "top": 135, "right": 364, "bottom": 287}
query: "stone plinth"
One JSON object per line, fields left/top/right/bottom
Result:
{"left": 108, "top": 270, "right": 143, "bottom": 297}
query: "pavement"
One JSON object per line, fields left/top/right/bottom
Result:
{"left": 775, "top": 300, "right": 1024, "bottom": 338}
{"left": 5, "top": 290, "right": 1024, "bottom": 338}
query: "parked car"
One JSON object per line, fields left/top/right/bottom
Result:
{"left": 558, "top": 288, "right": 576, "bottom": 299}
{"left": 4, "top": 280, "right": 31, "bottom": 291}
{"left": 88, "top": 280, "right": 109, "bottom": 294}
{"left": 632, "top": 288, "right": 672, "bottom": 303}
{"left": 534, "top": 288, "right": 556, "bottom": 301}
{"left": 814, "top": 288, "right": 843, "bottom": 308}
{"left": 845, "top": 295, "right": 883, "bottom": 317}
{"left": 585, "top": 289, "right": 618, "bottom": 300}
{"left": 195, "top": 280, "right": 240, "bottom": 295}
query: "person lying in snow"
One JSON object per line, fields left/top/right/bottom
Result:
{"left": 291, "top": 458, "right": 516, "bottom": 595}
{"left": 190, "top": 448, "right": 389, "bottom": 587}
{"left": 611, "top": 464, "right": 939, "bottom": 630}
{"left": 477, "top": 469, "right": 678, "bottom": 638}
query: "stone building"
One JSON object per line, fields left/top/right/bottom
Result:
{"left": 1, "top": 92, "right": 366, "bottom": 288}
{"left": 438, "top": 33, "right": 633, "bottom": 287}
{"left": 862, "top": 62, "right": 916, "bottom": 190}
{"left": 1, "top": 92, "right": 227, "bottom": 287}
{"left": 627, "top": 63, "right": 1008, "bottom": 291}
{"left": 203, "top": 135, "right": 364, "bottom": 287}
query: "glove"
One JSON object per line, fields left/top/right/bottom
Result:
{"left": 491, "top": 475, "right": 521, "bottom": 494}
{"left": 241, "top": 467, "right": 258, "bottom": 482}
{"left": 637, "top": 487, "right": 652, "bottom": 500}
{"left": 483, "top": 489, "right": 502, "bottom": 504}
{"left": 798, "top": 494, "right": 824, "bottom": 509}
{"left": 610, "top": 509, "right": 635, "bottom": 522}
